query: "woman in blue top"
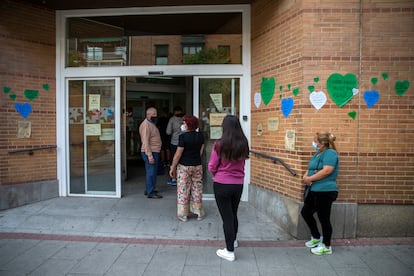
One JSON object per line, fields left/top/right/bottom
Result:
{"left": 301, "top": 132, "right": 339, "bottom": 255}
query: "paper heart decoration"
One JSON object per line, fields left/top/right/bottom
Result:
{"left": 15, "top": 102, "right": 32, "bottom": 119}
{"left": 293, "top": 87, "right": 299, "bottom": 96}
{"left": 24, "top": 89, "right": 39, "bottom": 101}
{"left": 260, "top": 77, "right": 275, "bottom": 106}
{"left": 363, "top": 90, "right": 380, "bottom": 108}
{"left": 326, "top": 73, "right": 357, "bottom": 107}
{"left": 309, "top": 91, "right": 327, "bottom": 110}
{"left": 395, "top": 80, "right": 410, "bottom": 96}
{"left": 9, "top": 94, "right": 16, "bottom": 100}
{"left": 352, "top": 88, "right": 359, "bottom": 96}
{"left": 254, "top": 92, "right": 261, "bottom": 108}
{"left": 42, "top": 83, "right": 49, "bottom": 91}
{"left": 348, "top": 111, "right": 357, "bottom": 120}
{"left": 281, "top": 97, "right": 294, "bottom": 118}
{"left": 3, "top": 86, "right": 11, "bottom": 93}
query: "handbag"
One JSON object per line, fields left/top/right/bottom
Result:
{"left": 303, "top": 184, "right": 310, "bottom": 201}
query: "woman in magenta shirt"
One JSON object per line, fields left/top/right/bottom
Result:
{"left": 208, "top": 115, "right": 249, "bottom": 262}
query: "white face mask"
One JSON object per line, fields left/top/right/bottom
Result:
{"left": 312, "top": 141, "right": 319, "bottom": 151}
{"left": 180, "top": 124, "right": 186, "bottom": 132}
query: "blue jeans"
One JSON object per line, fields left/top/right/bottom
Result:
{"left": 141, "top": 152, "right": 160, "bottom": 196}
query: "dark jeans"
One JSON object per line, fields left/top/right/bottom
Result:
{"left": 140, "top": 152, "right": 160, "bottom": 196}
{"left": 170, "top": 144, "right": 178, "bottom": 160}
{"left": 301, "top": 191, "right": 338, "bottom": 246}
{"left": 214, "top": 182, "right": 243, "bottom": 252}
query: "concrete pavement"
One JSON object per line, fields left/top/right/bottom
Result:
{"left": 1, "top": 166, "right": 413, "bottom": 275}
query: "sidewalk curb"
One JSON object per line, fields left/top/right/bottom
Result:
{"left": 1, "top": 232, "right": 413, "bottom": 247}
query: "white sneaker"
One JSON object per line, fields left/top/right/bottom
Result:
{"left": 216, "top": 248, "right": 235, "bottom": 261}
{"left": 305, "top": 236, "right": 323, "bottom": 248}
{"left": 311, "top": 243, "right": 332, "bottom": 255}
{"left": 234, "top": 240, "right": 239, "bottom": 248}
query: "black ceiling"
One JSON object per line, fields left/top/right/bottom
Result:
{"left": 22, "top": 0, "right": 250, "bottom": 35}
{"left": 22, "top": 0, "right": 252, "bottom": 10}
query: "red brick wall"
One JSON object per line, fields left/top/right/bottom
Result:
{"left": 251, "top": 0, "right": 414, "bottom": 204}
{"left": 0, "top": 1, "right": 57, "bottom": 185}
{"left": 130, "top": 34, "right": 242, "bottom": 65}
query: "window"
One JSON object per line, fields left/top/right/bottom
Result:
{"left": 155, "top": 44, "right": 169, "bottom": 65}
{"left": 218, "top": 45, "right": 231, "bottom": 63}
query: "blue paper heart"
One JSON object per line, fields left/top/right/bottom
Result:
{"left": 281, "top": 97, "right": 294, "bottom": 118}
{"left": 15, "top": 102, "right": 32, "bottom": 119}
{"left": 363, "top": 90, "right": 380, "bottom": 108}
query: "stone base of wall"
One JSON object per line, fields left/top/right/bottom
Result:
{"left": 249, "top": 185, "right": 414, "bottom": 238}
{"left": 357, "top": 204, "right": 414, "bottom": 237}
{"left": 0, "top": 180, "right": 58, "bottom": 210}
{"left": 248, "top": 185, "right": 357, "bottom": 239}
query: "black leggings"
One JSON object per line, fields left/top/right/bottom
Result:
{"left": 214, "top": 182, "right": 243, "bottom": 252}
{"left": 301, "top": 191, "right": 338, "bottom": 246}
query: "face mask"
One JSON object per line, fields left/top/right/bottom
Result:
{"left": 312, "top": 141, "right": 319, "bottom": 151}
{"left": 180, "top": 124, "right": 186, "bottom": 132}
{"left": 150, "top": 116, "right": 158, "bottom": 123}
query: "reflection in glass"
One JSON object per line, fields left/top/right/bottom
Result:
{"left": 69, "top": 80, "right": 116, "bottom": 195}
{"left": 198, "top": 78, "right": 240, "bottom": 194}
{"left": 66, "top": 12, "right": 242, "bottom": 67}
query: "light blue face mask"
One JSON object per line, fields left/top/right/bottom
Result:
{"left": 312, "top": 141, "right": 319, "bottom": 151}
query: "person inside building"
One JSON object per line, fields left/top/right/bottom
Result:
{"left": 169, "top": 115, "right": 205, "bottom": 222}
{"left": 139, "top": 107, "right": 163, "bottom": 199}
{"left": 156, "top": 107, "right": 171, "bottom": 175}
{"left": 166, "top": 106, "right": 185, "bottom": 186}
{"left": 301, "top": 132, "right": 339, "bottom": 255}
{"left": 208, "top": 115, "right": 249, "bottom": 262}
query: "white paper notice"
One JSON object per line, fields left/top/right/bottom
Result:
{"left": 210, "top": 94, "right": 223, "bottom": 111}
{"left": 254, "top": 92, "right": 261, "bottom": 108}
{"left": 285, "top": 130, "right": 295, "bottom": 150}
{"left": 210, "top": 126, "right": 223, "bottom": 139}
{"left": 89, "top": 94, "right": 101, "bottom": 111}
{"left": 100, "top": 128, "right": 115, "bottom": 140}
{"left": 85, "top": 124, "right": 101, "bottom": 136}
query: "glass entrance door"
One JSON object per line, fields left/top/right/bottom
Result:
{"left": 68, "top": 79, "right": 121, "bottom": 197}
{"left": 194, "top": 77, "right": 240, "bottom": 196}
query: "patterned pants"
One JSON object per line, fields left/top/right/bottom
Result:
{"left": 176, "top": 164, "right": 204, "bottom": 218}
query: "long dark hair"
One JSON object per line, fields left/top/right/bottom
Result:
{"left": 215, "top": 115, "right": 249, "bottom": 161}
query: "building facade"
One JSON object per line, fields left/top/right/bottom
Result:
{"left": 0, "top": 0, "right": 413, "bottom": 238}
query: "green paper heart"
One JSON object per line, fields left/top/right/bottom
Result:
{"left": 348, "top": 111, "right": 356, "bottom": 120}
{"left": 293, "top": 87, "right": 299, "bottom": 96}
{"left": 314, "top": 77, "right": 319, "bottom": 83}
{"left": 260, "top": 77, "right": 276, "bottom": 106}
{"left": 9, "top": 94, "right": 16, "bottom": 100}
{"left": 287, "top": 84, "right": 291, "bottom": 90}
{"left": 371, "top": 77, "right": 378, "bottom": 86}
{"left": 395, "top": 80, "right": 410, "bottom": 96}
{"left": 279, "top": 85, "right": 283, "bottom": 92}
{"left": 24, "top": 89, "right": 39, "bottom": 101}
{"left": 326, "top": 73, "right": 357, "bottom": 107}
{"left": 382, "top": 73, "right": 388, "bottom": 80}
{"left": 42, "top": 83, "right": 49, "bottom": 91}
{"left": 308, "top": 85, "right": 315, "bottom": 93}
{"left": 4, "top": 86, "right": 11, "bottom": 93}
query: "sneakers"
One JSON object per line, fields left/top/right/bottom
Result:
{"left": 177, "top": 216, "right": 188, "bottom": 222}
{"left": 216, "top": 248, "right": 235, "bottom": 261}
{"left": 147, "top": 193, "right": 163, "bottom": 199}
{"left": 234, "top": 240, "right": 239, "bottom": 248}
{"left": 305, "top": 236, "right": 323, "bottom": 248}
{"left": 167, "top": 179, "right": 177, "bottom": 186}
{"left": 311, "top": 244, "right": 332, "bottom": 255}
